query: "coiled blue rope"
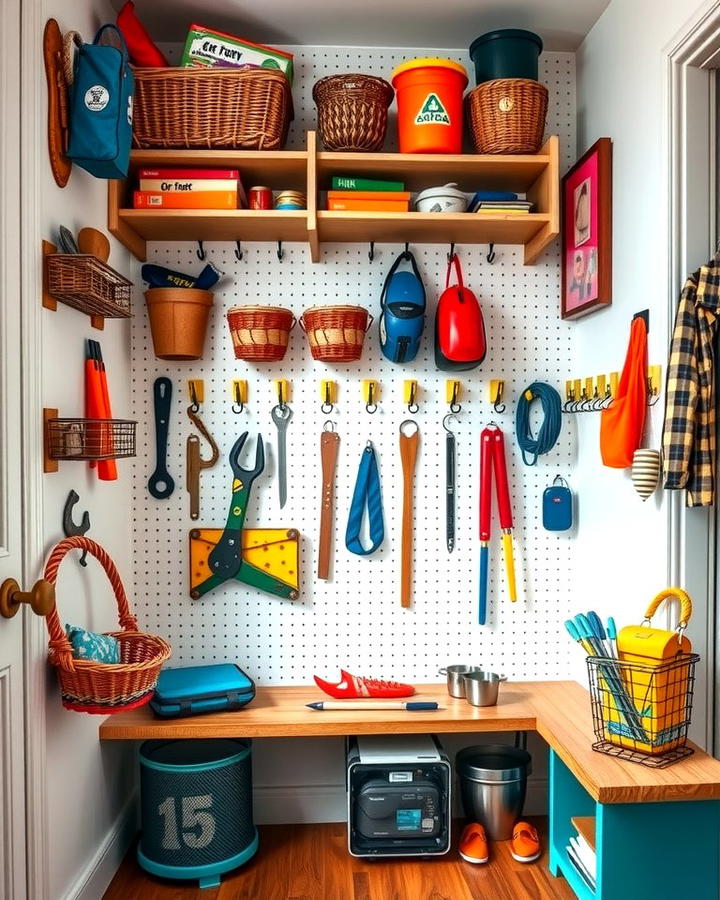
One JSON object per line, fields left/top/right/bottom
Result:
{"left": 515, "top": 382, "right": 563, "bottom": 466}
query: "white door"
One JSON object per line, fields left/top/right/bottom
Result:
{"left": 0, "top": 0, "right": 28, "bottom": 896}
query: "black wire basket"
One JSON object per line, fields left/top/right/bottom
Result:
{"left": 587, "top": 653, "right": 699, "bottom": 768}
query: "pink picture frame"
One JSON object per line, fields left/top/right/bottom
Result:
{"left": 561, "top": 138, "right": 612, "bottom": 319}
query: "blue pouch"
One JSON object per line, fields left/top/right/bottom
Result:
{"left": 378, "top": 250, "right": 426, "bottom": 363}
{"left": 150, "top": 663, "right": 256, "bottom": 718}
{"left": 543, "top": 476, "right": 573, "bottom": 531}
{"left": 66, "top": 25, "right": 134, "bottom": 179}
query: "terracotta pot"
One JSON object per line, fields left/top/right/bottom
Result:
{"left": 145, "top": 288, "right": 213, "bottom": 360}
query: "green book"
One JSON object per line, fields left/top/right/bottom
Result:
{"left": 331, "top": 176, "right": 405, "bottom": 191}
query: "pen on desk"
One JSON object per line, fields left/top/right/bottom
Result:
{"left": 306, "top": 701, "right": 440, "bottom": 711}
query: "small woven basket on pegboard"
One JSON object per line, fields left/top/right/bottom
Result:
{"left": 44, "top": 536, "right": 171, "bottom": 714}
{"left": 299, "top": 305, "right": 372, "bottom": 362}
{"left": 226, "top": 305, "right": 296, "bottom": 361}
{"left": 467, "top": 78, "right": 548, "bottom": 154}
{"left": 132, "top": 67, "right": 293, "bottom": 150}
{"left": 312, "top": 73, "right": 393, "bottom": 151}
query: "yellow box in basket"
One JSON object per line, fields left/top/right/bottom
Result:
{"left": 606, "top": 588, "right": 693, "bottom": 755}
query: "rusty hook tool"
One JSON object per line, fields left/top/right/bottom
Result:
{"left": 186, "top": 406, "right": 220, "bottom": 521}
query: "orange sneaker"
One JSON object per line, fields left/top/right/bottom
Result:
{"left": 510, "top": 821, "right": 541, "bottom": 863}
{"left": 459, "top": 822, "right": 489, "bottom": 864}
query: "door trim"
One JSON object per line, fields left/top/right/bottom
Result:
{"left": 20, "top": 0, "right": 49, "bottom": 895}
{"left": 665, "top": 0, "right": 720, "bottom": 753}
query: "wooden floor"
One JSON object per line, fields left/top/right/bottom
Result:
{"left": 104, "top": 819, "right": 574, "bottom": 900}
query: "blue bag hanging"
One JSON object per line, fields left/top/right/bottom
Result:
{"left": 378, "top": 249, "right": 426, "bottom": 363}
{"left": 542, "top": 476, "right": 573, "bottom": 531}
{"left": 66, "top": 25, "right": 134, "bottom": 179}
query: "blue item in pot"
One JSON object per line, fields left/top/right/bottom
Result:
{"left": 141, "top": 262, "right": 222, "bottom": 290}
{"left": 378, "top": 249, "right": 426, "bottom": 363}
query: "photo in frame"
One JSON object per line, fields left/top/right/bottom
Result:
{"left": 561, "top": 138, "right": 612, "bottom": 319}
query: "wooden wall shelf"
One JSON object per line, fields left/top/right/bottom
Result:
{"left": 108, "top": 132, "right": 559, "bottom": 265}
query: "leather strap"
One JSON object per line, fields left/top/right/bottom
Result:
{"left": 317, "top": 428, "right": 340, "bottom": 579}
{"left": 345, "top": 443, "right": 384, "bottom": 555}
{"left": 399, "top": 422, "right": 419, "bottom": 608}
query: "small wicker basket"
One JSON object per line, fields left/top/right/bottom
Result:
{"left": 312, "top": 74, "right": 393, "bottom": 151}
{"left": 44, "top": 537, "right": 171, "bottom": 714}
{"left": 299, "top": 305, "right": 372, "bottom": 362}
{"left": 132, "top": 67, "right": 293, "bottom": 150}
{"left": 467, "top": 78, "right": 548, "bottom": 154}
{"left": 227, "top": 305, "right": 295, "bottom": 361}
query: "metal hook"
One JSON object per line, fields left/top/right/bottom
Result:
{"left": 234, "top": 240, "right": 243, "bottom": 261}
{"left": 447, "top": 242, "right": 456, "bottom": 263}
{"left": 487, "top": 243, "right": 496, "bottom": 264}
{"left": 449, "top": 381, "right": 461, "bottom": 414}
{"left": 563, "top": 393, "right": 575, "bottom": 413}
{"left": 492, "top": 381, "right": 506, "bottom": 414}
{"left": 62, "top": 490, "right": 91, "bottom": 566}
{"left": 232, "top": 382, "right": 244, "bottom": 414}
{"left": 323, "top": 420, "right": 336, "bottom": 432}
{"left": 196, "top": 240, "right": 206, "bottom": 261}
{"left": 321, "top": 382, "right": 334, "bottom": 414}
{"left": 189, "top": 382, "right": 200, "bottom": 413}
{"left": 647, "top": 378, "right": 661, "bottom": 406}
{"left": 443, "top": 413, "right": 459, "bottom": 434}
{"left": 368, "top": 241, "right": 375, "bottom": 262}
{"left": 404, "top": 242, "right": 409, "bottom": 255}
{"left": 407, "top": 382, "right": 419, "bottom": 414}
{"left": 277, "top": 241, "right": 284, "bottom": 262}
{"left": 365, "top": 381, "right": 377, "bottom": 414}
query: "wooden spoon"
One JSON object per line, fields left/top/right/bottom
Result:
{"left": 77, "top": 227, "right": 110, "bottom": 262}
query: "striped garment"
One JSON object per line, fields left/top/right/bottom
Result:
{"left": 662, "top": 259, "right": 720, "bottom": 506}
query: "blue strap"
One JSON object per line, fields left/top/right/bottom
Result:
{"left": 345, "top": 443, "right": 384, "bottom": 555}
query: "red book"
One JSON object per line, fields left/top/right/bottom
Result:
{"left": 137, "top": 168, "right": 240, "bottom": 180}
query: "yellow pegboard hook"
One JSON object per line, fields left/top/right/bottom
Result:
{"left": 362, "top": 380, "right": 379, "bottom": 414}
{"left": 231, "top": 379, "right": 247, "bottom": 414}
{"left": 320, "top": 380, "right": 337, "bottom": 414}
{"left": 489, "top": 379, "right": 505, "bottom": 413}
{"left": 445, "top": 380, "right": 461, "bottom": 413}
{"left": 274, "top": 379, "right": 290, "bottom": 410}
{"left": 188, "top": 379, "right": 204, "bottom": 412}
{"left": 404, "top": 380, "right": 419, "bottom": 414}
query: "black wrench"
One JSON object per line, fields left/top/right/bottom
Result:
{"left": 148, "top": 377, "right": 175, "bottom": 499}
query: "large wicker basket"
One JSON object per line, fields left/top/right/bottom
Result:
{"left": 227, "top": 305, "right": 295, "bottom": 361}
{"left": 44, "top": 536, "right": 171, "bottom": 714}
{"left": 312, "top": 74, "right": 393, "bottom": 151}
{"left": 299, "top": 305, "right": 371, "bottom": 362}
{"left": 467, "top": 78, "right": 548, "bottom": 154}
{"left": 132, "top": 67, "right": 293, "bottom": 150}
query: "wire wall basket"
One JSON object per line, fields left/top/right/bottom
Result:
{"left": 587, "top": 653, "right": 699, "bottom": 768}
{"left": 45, "top": 254, "right": 133, "bottom": 319}
{"left": 45, "top": 418, "right": 137, "bottom": 461}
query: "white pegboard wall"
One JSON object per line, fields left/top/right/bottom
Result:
{"left": 132, "top": 48, "right": 577, "bottom": 685}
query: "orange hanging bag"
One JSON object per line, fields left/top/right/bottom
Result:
{"left": 600, "top": 315, "right": 648, "bottom": 468}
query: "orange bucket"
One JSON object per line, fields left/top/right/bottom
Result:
{"left": 392, "top": 58, "right": 468, "bottom": 154}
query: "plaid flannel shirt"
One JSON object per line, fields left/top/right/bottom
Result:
{"left": 662, "top": 259, "right": 720, "bottom": 506}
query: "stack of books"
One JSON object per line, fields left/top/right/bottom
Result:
{"left": 133, "top": 169, "right": 243, "bottom": 210}
{"left": 327, "top": 176, "right": 410, "bottom": 212}
{"left": 468, "top": 191, "right": 533, "bottom": 215}
{"left": 566, "top": 817, "right": 596, "bottom": 891}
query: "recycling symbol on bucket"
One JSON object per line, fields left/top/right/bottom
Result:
{"left": 415, "top": 93, "right": 450, "bottom": 126}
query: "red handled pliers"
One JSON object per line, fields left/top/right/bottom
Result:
{"left": 479, "top": 425, "right": 517, "bottom": 624}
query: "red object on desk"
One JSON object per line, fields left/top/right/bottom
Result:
{"left": 314, "top": 669, "right": 415, "bottom": 699}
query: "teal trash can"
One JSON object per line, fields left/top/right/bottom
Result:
{"left": 469, "top": 29, "right": 543, "bottom": 85}
{"left": 138, "top": 739, "right": 258, "bottom": 889}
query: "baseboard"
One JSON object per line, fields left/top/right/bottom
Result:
{"left": 253, "top": 776, "right": 549, "bottom": 825}
{"left": 61, "top": 793, "right": 138, "bottom": 900}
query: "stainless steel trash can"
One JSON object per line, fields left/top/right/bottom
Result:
{"left": 456, "top": 744, "right": 532, "bottom": 840}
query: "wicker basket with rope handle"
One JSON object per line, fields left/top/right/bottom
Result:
{"left": 44, "top": 536, "right": 171, "bottom": 713}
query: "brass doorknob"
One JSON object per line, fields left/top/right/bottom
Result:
{"left": 0, "top": 578, "right": 56, "bottom": 619}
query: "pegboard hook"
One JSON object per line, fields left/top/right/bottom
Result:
{"left": 368, "top": 241, "right": 375, "bottom": 263}
{"left": 232, "top": 381, "right": 245, "bottom": 414}
{"left": 189, "top": 381, "right": 200, "bottom": 413}
{"left": 277, "top": 241, "right": 284, "bottom": 262}
{"left": 404, "top": 242, "right": 409, "bottom": 255}
{"left": 196, "top": 240, "right": 206, "bottom": 261}
{"left": 234, "top": 240, "right": 243, "bottom": 261}
{"left": 447, "top": 242, "right": 456, "bottom": 263}
{"left": 487, "top": 243, "right": 496, "bottom": 264}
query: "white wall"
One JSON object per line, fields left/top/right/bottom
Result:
{"left": 573, "top": 1, "right": 709, "bottom": 689}
{"left": 39, "top": 2, "right": 136, "bottom": 897}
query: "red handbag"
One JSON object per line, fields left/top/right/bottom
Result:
{"left": 600, "top": 315, "right": 648, "bottom": 468}
{"left": 434, "top": 254, "right": 487, "bottom": 371}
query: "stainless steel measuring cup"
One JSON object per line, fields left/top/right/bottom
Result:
{"left": 462, "top": 671, "right": 507, "bottom": 707}
{"left": 439, "top": 665, "right": 484, "bottom": 698}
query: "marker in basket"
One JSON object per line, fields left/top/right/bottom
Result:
{"left": 306, "top": 700, "right": 440, "bottom": 711}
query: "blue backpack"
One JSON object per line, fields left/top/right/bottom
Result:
{"left": 66, "top": 25, "right": 134, "bottom": 179}
{"left": 378, "top": 249, "right": 426, "bottom": 363}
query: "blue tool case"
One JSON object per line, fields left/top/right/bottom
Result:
{"left": 150, "top": 663, "right": 255, "bottom": 718}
